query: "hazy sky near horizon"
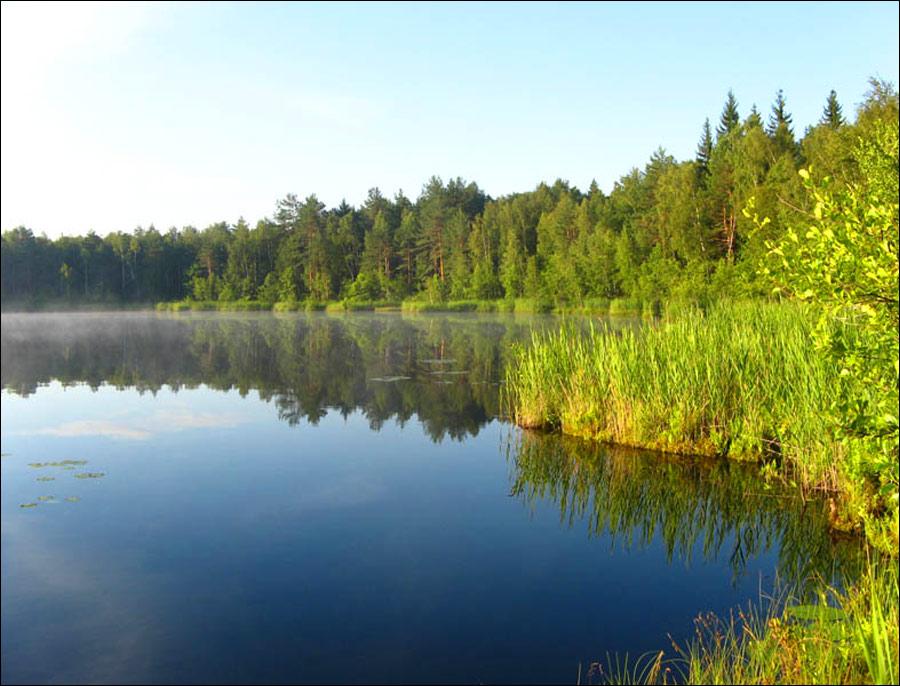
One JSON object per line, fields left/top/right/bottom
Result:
{"left": 1, "top": 1, "right": 897, "bottom": 238}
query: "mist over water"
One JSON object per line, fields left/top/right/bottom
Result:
{"left": 1, "top": 313, "right": 860, "bottom": 684}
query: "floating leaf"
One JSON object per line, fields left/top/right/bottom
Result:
{"left": 36, "top": 476, "right": 56, "bottom": 482}
{"left": 29, "top": 460, "right": 88, "bottom": 469}
{"left": 20, "top": 503, "right": 38, "bottom": 509}
{"left": 64, "top": 496, "right": 81, "bottom": 503}
{"left": 74, "top": 472, "right": 105, "bottom": 479}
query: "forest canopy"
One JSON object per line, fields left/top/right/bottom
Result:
{"left": 2, "top": 79, "right": 897, "bottom": 309}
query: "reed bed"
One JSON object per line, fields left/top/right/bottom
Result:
{"left": 676, "top": 557, "right": 898, "bottom": 685}
{"left": 505, "top": 302, "right": 897, "bottom": 533}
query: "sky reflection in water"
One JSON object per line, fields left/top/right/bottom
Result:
{"left": 1, "top": 313, "right": 859, "bottom": 684}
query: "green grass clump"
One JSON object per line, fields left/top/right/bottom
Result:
{"left": 272, "top": 300, "right": 301, "bottom": 312}
{"left": 401, "top": 299, "right": 496, "bottom": 313}
{"left": 505, "top": 301, "right": 896, "bottom": 545}
{"left": 328, "top": 299, "right": 401, "bottom": 312}
{"left": 676, "top": 557, "right": 898, "bottom": 685}
{"left": 156, "top": 300, "right": 273, "bottom": 312}
{"left": 608, "top": 298, "right": 643, "bottom": 317}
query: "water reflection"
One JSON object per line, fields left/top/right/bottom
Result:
{"left": 2, "top": 312, "right": 568, "bottom": 440}
{"left": 1, "top": 312, "right": 864, "bottom": 684}
{"left": 507, "top": 430, "right": 862, "bottom": 590}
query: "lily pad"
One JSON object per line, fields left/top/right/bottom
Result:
{"left": 29, "top": 460, "right": 88, "bottom": 469}
{"left": 64, "top": 496, "right": 81, "bottom": 503}
{"left": 36, "top": 476, "right": 56, "bottom": 482}
{"left": 36, "top": 495, "right": 56, "bottom": 502}
{"left": 74, "top": 472, "right": 105, "bottom": 479}
{"left": 20, "top": 503, "right": 38, "bottom": 509}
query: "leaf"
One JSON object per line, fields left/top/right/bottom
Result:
{"left": 786, "top": 604, "right": 845, "bottom": 622}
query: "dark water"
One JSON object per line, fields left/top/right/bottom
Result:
{"left": 1, "top": 313, "right": 858, "bottom": 684}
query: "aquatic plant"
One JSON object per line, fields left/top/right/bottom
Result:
{"left": 674, "top": 556, "right": 898, "bottom": 685}
{"left": 506, "top": 302, "right": 895, "bottom": 547}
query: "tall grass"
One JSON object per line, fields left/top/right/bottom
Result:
{"left": 156, "top": 299, "right": 272, "bottom": 312}
{"left": 508, "top": 303, "right": 853, "bottom": 492}
{"left": 676, "top": 556, "right": 898, "bottom": 685}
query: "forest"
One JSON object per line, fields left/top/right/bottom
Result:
{"left": 3, "top": 78, "right": 896, "bottom": 311}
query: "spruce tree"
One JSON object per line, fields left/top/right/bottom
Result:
{"left": 767, "top": 89, "right": 794, "bottom": 136}
{"left": 767, "top": 89, "right": 796, "bottom": 154}
{"left": 820, "top": 89, "right": 845, "bottom": 128}
{"left": 696, "top": 118, "right": 713, "bottom": 177}
{"left": 716, "top": 90, "right": 740, "bottom": 139}
{"left": 746, "top": 104, "right": 763, "bottom": 129}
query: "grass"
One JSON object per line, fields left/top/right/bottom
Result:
{"left": 506, "top": 299, "right": 900, "bottom": 684}
{"left": 154, "top": 296, "right": 660, "bottom": 316}
{"left": 505, "top": 301, "right": 899, "bottom": 549}
{"left": 576, "top": 542, "right": 898, "bottom": 685}
{"left": 673, "top": 556, "right": 898, "bottom": 685}
{"left": 155, "top": 299, "right": 272, "bottom": 312}
{"left": 400, "top": 298, "right": 501, "bottom": 313}
{"left": 156, "top": 298, "right": 402, "bottom": 313}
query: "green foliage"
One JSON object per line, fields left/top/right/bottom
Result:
{"left": 677, "top": 557, "right": 898, "bottom": 685}
{"left": 821, "top": 89, "right": 846, "bottom": 129}
{"left": 717, "top": 89, "right": 741, "bottom": 139}
{"left": 506, "top": 302, "right": 896, "bottom": 547}
{"left": 2, "top": 78, "right": 894, "bottom": 323}
{"left": 751, "top": 119, "right": 899, "bottom": 511}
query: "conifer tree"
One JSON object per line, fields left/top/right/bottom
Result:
{"left": 821, "top": 89, "right": 845, "bottom": 129}
{"left": 767, "top": 89, "right": 797, "bottom": 154}
{"left": 696, "top": 118, "right": 713, "bottom": 177}
{"left": 716, "top": 90, "right": 740, "bottom": 139}
{"left": 746, "top": 104, "right": 763, "bottom": 130}
{"left": 767, "top": 89, "right": 794, "bottom": 135}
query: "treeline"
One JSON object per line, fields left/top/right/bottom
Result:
{"left": 2, "top": 79, "right": 896, "bottom": 308}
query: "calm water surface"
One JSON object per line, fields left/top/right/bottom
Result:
{"left": 1, "top": 313, "right": 857, "bottom": 684}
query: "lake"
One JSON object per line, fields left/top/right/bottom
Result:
{"left": 0, "top": 313, "right": 859, "bottom": 684}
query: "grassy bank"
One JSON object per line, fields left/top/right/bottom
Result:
{"left": 505, "top": 303, "right": 899, "bottom": 684}
{"left": 154, "top": 299, "right": 402, "bottom": 312}
{"left": 399, "top": 297, "right": 655, "bottom": 315}
{"left": 672, "top": 557, "right": 898, "bottom": 685}
{"left": 598, "top": 558, "right": 898, "bottom": 685}
{"left": 153, "top": 296, "right": 658, "bottom": 316}
{"left": 505, "top": 302, "right": 897, "bottom": 549}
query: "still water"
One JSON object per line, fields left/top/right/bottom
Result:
{"left": 1, "top": 313, "right": 857, "bottom": 684}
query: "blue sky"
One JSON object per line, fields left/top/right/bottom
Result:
{"left": 1, "top": 1, "right": 897, "bottom": 237}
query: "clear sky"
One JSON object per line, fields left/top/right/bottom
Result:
{"left": 1, "top": 1, "right": 897, "bottom": 238}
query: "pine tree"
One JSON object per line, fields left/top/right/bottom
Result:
{"left": 767, "top": 89, "right": 796, "bottom": 154}
{"left": 716, "top": 90, "right": 740, "bottom": 139}
{"left": 746, "top": 104, "right": 763, "bottom": 130}
{"left": 767, "top": 89, "right": 794, "bottom": 136}
{"left": 696, "top": 118, "right": 713, "bottom": 178}
{"left": 820, "top": 89, "right": 845, "bottom": 129}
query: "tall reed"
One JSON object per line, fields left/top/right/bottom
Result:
{"left": 505, "top": 302, "right": 895, "bottom": 539}
{"left": 675, "top": 556, "right": 898, "bottom": 685}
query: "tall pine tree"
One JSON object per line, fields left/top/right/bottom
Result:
{"left": 767, "top": 89, "right": 797, "bottom": 155}
{"left": 696, "top": 118, "right": 713, "bottom": 179}
{"left": 716, "top": 90, "right": 740, "bottom": 139}
{"left": 746, "top": 104, "right": 763, "bottom": 130}
{"left": 820, "top": 89, "right": 845, "bottom": 128}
